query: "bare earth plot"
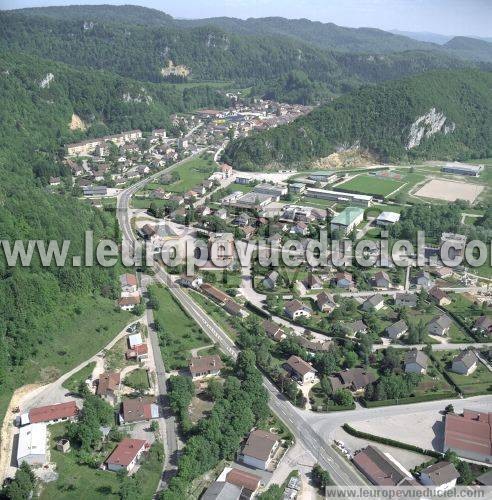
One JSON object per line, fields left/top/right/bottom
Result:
{"left": 414, "top": 179, "right": 484, "bottom": 203}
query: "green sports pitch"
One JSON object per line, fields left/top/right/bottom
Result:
{"left": 335, "top": 174, "right": 404, "bottom": 197}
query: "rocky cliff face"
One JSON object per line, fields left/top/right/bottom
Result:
{"left": 406, "top": 108, "right": 455, "bottom": 149}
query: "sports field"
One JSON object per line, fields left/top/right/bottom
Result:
{"left": 414, "top": 179, "right": 484, "bottom": 203}
{"left": 335, "top": 174, "right": 404, "bottom": 197}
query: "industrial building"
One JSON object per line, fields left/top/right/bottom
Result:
{"left": 441, "top": 162, "right": 483, "bottom": 177}
{"left": 330, "top": 207, "right": 365, "bottom": 235}
{"left": 306, "top": 188, "right": 372, "bottom": 207}
{"left": 17, "top": 423, "right": 47, "bottom": 466}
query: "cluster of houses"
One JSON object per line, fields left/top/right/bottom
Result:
{"left": 118, "top": 273, "right": 141, "bottom": 311}
{"left": 353, "top": 445, "right": 460, "bottom": 492}
{"left": 202, "top": 428, "right": 284, "bottom": 499}
{"left": 15, "top": 326, "right": 156, "bottom": 476}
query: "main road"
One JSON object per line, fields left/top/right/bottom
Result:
{"left": 116, "top": 153, "right": 368, "bottom": 486}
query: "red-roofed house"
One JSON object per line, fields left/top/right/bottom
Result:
{"left": 106, "top": 438, "right": 148, "bottom": 473}
{"left": 119, "top": 398, "right": 159, "bottom": 424}
{"left": 26, "top": 401, "right": 78, "bottom": 425}
{"left": 125, "top": 343, "right": 149, "bottom": 361}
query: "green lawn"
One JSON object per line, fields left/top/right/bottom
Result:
{"left": 164, "top": 154, "right": 217, "bottom": 193}
{"left": 19, "top": 295, "right": 132, "bottom": 384}
{"left": 335, "top": 174, "right": 404, "bottom": 197}
{"left": 150, "top": 285, "right": 210, "bottom": 369}
{"left": 124, "top": 369, "right": 150, "bottom": 391}
{"left": 41, "top": 423, "right": 163, "bottom": 500}
{"left": 62, "top": 362, "right": 96, "bottom": 393}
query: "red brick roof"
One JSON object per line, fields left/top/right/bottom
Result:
{"left": 106, "top": 438, "right": 147, "bottom": 467}
{"left": 96, "top": 372, "right": 121, "bottom": 396}
{"left": 29, "top": 401, "right": 78, "bottom": 423}
{"left": 118, "top": 296, "right": 140, "bottom": 307}
{"left": 226, "top": 468, "right": 261, "bottom": 492}
{"left": 189, "top": 355, "right": 223, "bottom": 376}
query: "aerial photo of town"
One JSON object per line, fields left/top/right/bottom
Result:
{"left": 0, "top": 0, "right": 491, "bottom": 499}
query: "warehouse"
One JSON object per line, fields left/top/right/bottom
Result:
{"left": 441, "top": 162, "right": 483, "bottom": 177}
{"left": 306, "top": 188, "right": 372, "bottom": 207}
{"left": 330, "top": 207, "right": 365, "bottom": 235}
{"left": 17, "top": 423, "right": 47, "bottom": 466}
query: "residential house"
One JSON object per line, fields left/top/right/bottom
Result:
{"left": 215, "top": 208, "right": 227, "bottom": 220}
{"left": 316, "top": 292, "right": 337, "bottom": 314}
{"left": 443, "top": 409, "right": 492, "bottom": 463}
{"left": 434, "top": 267, "right": 453, "bottom": 279}
{"left": 120, "top": 274, "right": 138, "bottom": 294}
{"left": 290, "top": 221, "right": 309, "bottom": 236}
{"left": 429, "top": 287, "right": 451, "bottom": 307}
{"left": 474, "top": 316, "right": 492, "bottom": 336}
{"left": 386, "top": 320, "right": 408, "bottom": 340}
{"left": 345, "top": 320, "right": 368, "bottom": 338}
{"left": 284, "top": 300, "right": 312, "bottom": 320}
{"left": 451, "top": 350, "right": 478, "bottom": 375}
{"left": 118, "top": 296, "right": 140, "bottom": 311}
{"left": 106, "top": 438, "right": 148, "bottom": 473}
{"left": 220, "top": 163, "right": 233, "bottom": 178}
{"left": 395, "top": 293, "right": 417, "bottom": 308}
{"left": 17, "top": 423, "right": 47, "bottom": 466}
{"left": 49, "top": 176, "right": 61, "bottom": 186}
{"left": 415, "top": 271, "right": 433, "bottom": 288}
{"left": 177, "top": 274, "right": 203, "bottom": 289}
{"left": 419, "top": 461, "right": 459, "bottom": 492}
{"left": 289, "top": 182, "right": 306, "bottom": 194}
{"left": 138, "top": 224, "right": 156, "bottom": 240}
{"left": 353, "top": 446, "right": 416, "bottom": 486}
{"left": 96, "top": 372, "right": 121, "bottom": 405}
{"left": 262, "top": 320, "right": 286, "bottom": 341}
{"left": 262, "top": 271, "right": 279, "bottom": 289}
{"left": 362, "top": 294, "right": 385, "bottom": 312}
{"left": 216, "top": 467, "right": 261, "bottom": 497}
{"left": 268, "top": 233, "right": 282, "bottom": 246}
{"left": 242, "top": 225, "right": 256, "bottom": 240}
{"left": 119, "top": 397, "right": 159, "bottom": 424}
{"left": 428, "top": 315, "right": 452, "bottom": 337}
{"left": 334, "top": 272, "right": 354, "bottom": 289}
{"left": 284, "top": 355, "right": 317, "bottom": 385}
{"left": 404, "top": 349, "right": 429, "bottom": 374}
{"left": 240, "top": 429, "right": 279, "bottom": 470}
{"left": 189, "top": 355, "right": 224, "bottom": 379}
{"left": 125, "top": 343, "right": 149, "bottom": 362}
{"left": 373, "top": 271, "right": 391, "bottom": 288}
{"left": 298, "top": 336, "right": 333, "bottom": 353}
{"left": 304, "top": 273, "right": 323, "bottom": 290}
{"left": 328, "top": 368, "right": 376, "bottom": 393}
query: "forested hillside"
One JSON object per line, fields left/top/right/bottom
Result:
{"left": 12, "top": 5, "right": 492, "bottom": 65}
{"left": 0, "top": 50, "right": 226, "bottom": 409}
{"left": 223, "top": 69, "right": 492, "bottom": 169}
{"left": 444, "top": 36, "right": 492, "bottom": 63}
{"left": 0, "top": 10, "right": 473, "bottom": 101}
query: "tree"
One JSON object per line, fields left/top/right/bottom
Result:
{"left": 344, "top": 351, "right": 358, "bottom": 368}
{"left": 3, "top": 462, "right": 36, "bottom": 500}
{"left": 444, "top": 404, "right": 454, "bottom": 414}
{"left": 312, "top": 463, "right": 332, "bottom": 489}
{"left": 333, "top": 389, "right": 354, "bottom": 407}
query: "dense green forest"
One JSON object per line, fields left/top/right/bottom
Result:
{"left": 223, "top": 69, "right": 492, "bottom": 169}
{"left": 0, "top": 50, "right": 227, "bottom": 409}
{"left": 12, "top": 5, "right": 492, "bottom": 64}
{"left": 0, "top": 9, "right": 477, "bottom": 101}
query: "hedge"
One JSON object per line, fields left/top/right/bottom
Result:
{"left": 311, "top": 403, "right": 356, "bottom": 412}
{"left": 361, "top": 391, "right": 456, "bottom": 408}
{"left": 245, "top": 300, "right": 271, "bottom": 319}
{"left": 342, "top": 424, "right": 441, "bottom": 458}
